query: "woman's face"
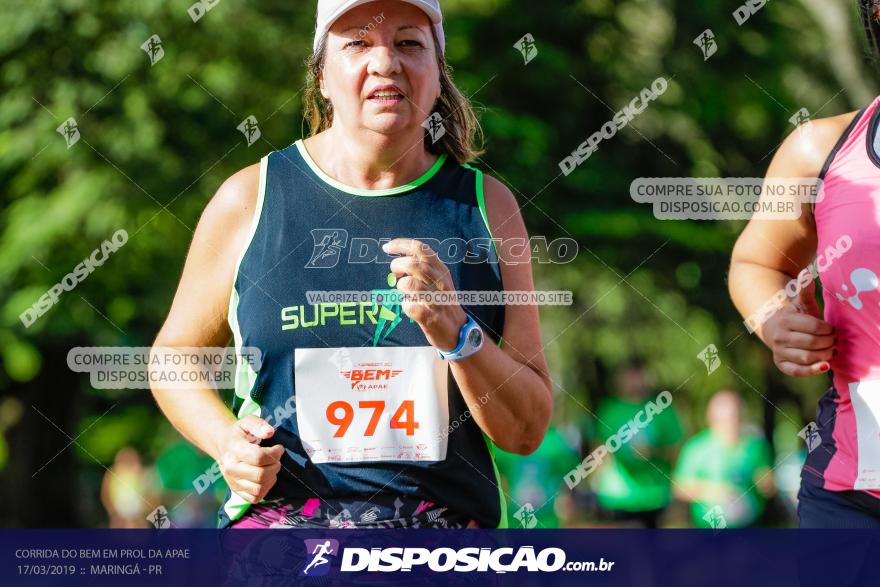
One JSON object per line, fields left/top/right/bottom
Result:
{"left": 321, "top": 1, "right": 441, "bottom": 139}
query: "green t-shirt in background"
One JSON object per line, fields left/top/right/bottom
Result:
{"left": 592, "top": 396, "right": 683, "bottom": 512}
{"left": 495, "top": 426, "right": 579, "bottom": 528}
{"left": 674, "top": 429, "right": 773, "bottom": 528}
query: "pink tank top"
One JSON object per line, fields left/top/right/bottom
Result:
{"left": 810, "top": 95, "right": 880, "bottom": 496}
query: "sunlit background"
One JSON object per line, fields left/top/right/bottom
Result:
{"left": 2, "top": 0, "right": 875, "bottom": 528}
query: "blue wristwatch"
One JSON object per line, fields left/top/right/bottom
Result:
{"left": 436, "top": 313, "right": 484, "bottom": 362}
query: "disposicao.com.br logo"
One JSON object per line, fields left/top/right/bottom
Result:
{"left": 299, "top": 539, "right": 614, "bottom": 575}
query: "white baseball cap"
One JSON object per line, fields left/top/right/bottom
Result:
{"left": 314, "top": 0, "right": 445, "bottom": 55}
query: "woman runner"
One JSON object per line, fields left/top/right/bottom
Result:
{"left": 150, "top": 0, "right": 552, "bottom": 529}
{"left": 730, "top": 0, "right": 880, "bottom": 528}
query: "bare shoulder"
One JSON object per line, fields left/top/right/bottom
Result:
{"left": 730, "top": 112, "right": 860, "bottom": 276}
{"left": 200, "top": 161, "right": 262, "bottom": 240}
{"left": 478, "top": 172, "right": 536, "bottom": 281}
{"left": 155, "top": 161, "right": 263, "bottom": 346}
{"left": 187, "top": 160, "right": 264, "bottom": 272}
{"left": 772, "top": 110, "right": 861, "bottom": 177}
{"left": 480, "top": 173, "right": 524, "bottom": 240}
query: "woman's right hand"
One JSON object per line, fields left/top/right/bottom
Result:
{"left": 762, "top": 281, "right": 836, "bottom": 377}
{"left": 218, "top": 415, "right": 285, "bottom": 504}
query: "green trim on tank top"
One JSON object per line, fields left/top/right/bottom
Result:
{"left": 295, "top": 139, "right": 447, "bottom": 196}
{"left": 462, "top": 163, "right": 504, "bottom": 350}
{"left": 223, "top": 155, "right": 268, "bottom": 526}
{"left": 464, "top": 164, "right": 507, "bottom": 526}
{"left": 481, "top": 431, "right": 509, "bottom": 528}
{"left": 462, "top": 164, "right": 492, "bottom": 240}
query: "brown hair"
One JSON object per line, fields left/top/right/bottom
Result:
{"left": 861, "top": 0, "right": 880, "bottom": 62}
{"left": 302, "top": 29, "right": 485, "bottom": 164}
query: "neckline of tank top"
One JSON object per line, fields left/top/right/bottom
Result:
{"left": 866, "top": 97, "right": 880, "bottom": 171}
{"left": 815, "top": 100, "right": 878, "bottom": 191}
{"left": 293, "top": 139, "right": 448, "bottom": 197}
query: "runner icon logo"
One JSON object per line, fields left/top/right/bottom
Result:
{"left": 306, "top": 229, "right": 348, "bottom": 268}
{"left": 697, "top": 344, "right": 721, "bottom": 375}
{"left": 140, "top": 34, "right": 164, "bottom": 66}
{"left": 57, "top": 118, "right": 80, "bottom": 148}
{"left": 146, "top": 505, "right": 172, "bottom": 529}
{"left": 514, "top": 33, "right": 538, "bottom": 65}
{"left": 237, "top": 115, "right": 261, "bottom": 147}
{"left": 422, "top": 112, "right": 446, "bottom": 143}
{"left": 300, "top": 539, "right": 339, "bottom": 577}
{"left": 798, "top": 421, "right": 821, "bottom": 453}
{"left": 514, "top": 503, "right": 538, "bottom": 528}
{"left": 694, "top": 29, "right": 716, "bottom": 61}
{"left": 703, "top": 505, "right": 727, "bottom": 530}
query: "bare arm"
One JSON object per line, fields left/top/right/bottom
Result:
{"left": 447, "top": 175, "right": 553, "bottom": 455}
{"left": 150, "top": 165, "right": 258, "bottom": 458}
{"left": 729, "top": 113, "right": 854, "bottom": 376}
{"left": 150, "top": 162, "right": 284, "bottom": 504}
{"left": 384, "top": 175, "right": 552, "bottom": 455}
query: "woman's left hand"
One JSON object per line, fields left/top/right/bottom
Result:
{"left": 382, "top": 238, "right": 467, "bottom": 352}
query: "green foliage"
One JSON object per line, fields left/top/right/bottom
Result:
{"left": 1, "top": 0, "right": 871, "bottom": 525}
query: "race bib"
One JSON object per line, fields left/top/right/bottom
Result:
{"left": 850, "top": 378, "right": 880, "bottom": 489}
{"left": 294, "top": 346, "right": 449, "bottom": 464}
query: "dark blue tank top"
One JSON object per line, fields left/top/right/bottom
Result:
{"left": 217, "top": 139, "right": 507, "bottom": 528}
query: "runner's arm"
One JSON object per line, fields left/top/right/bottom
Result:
{"left": 729, "top": 115, "right": 853, "bottom": 378}
{"left": 728, "top": 118, "right": 841, "bottom": 342}
{"left": 446, "top": 174, "right": 553, "bottom": 455}
{"left": 149, "top": 164, "right": 260, "bottom": 462}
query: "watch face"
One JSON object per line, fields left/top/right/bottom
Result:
{"left": 467, "top": 327, "right": 483, "bottom": 347}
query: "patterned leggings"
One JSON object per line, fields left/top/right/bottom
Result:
{"left": 229, "top": 494, "right": 479, "bottom": 529}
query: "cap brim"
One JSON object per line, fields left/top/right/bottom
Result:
{"left": 315, "top": 0, "right": 443, "bottom": 53}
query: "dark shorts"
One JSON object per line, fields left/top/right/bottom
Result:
{"left": 229, "top": 494, "right": 478, "bottom": 529}
{"left": 797, "top": 477, "right": 880, "bottom": 528}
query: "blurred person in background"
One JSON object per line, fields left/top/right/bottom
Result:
{"left": 674, "top": 390, "right": 775, "bottom": 528}
{"left": 100, "top": 446, "right": 156, "bottom": 528}
{"left": 154, "top": 440, "right": 227, "bottom": 528}
{"left": 495, "top": 420, "right": 580, "bottom": 528}
{"left": 0, "top": 397, "right": 22, "bottom": 475}
{"left": 591, "top": 359, "right": 683, "bottom": 528}
{"left": 771, "top": 417, "right": 808, "bottom": 524}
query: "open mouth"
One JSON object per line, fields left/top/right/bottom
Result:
{"left": 367, "top": 86, "right": 405, "bottom": 104}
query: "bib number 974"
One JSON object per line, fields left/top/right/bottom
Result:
{"left": 327, "top": 399, "right": 419, "bottom": 437}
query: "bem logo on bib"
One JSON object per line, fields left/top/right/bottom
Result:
{"left": 341, "top": 366, "right": 404, "bottom": 390}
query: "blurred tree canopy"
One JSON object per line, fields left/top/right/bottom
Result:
{"left": 1, "top": 0, "right": 876, "bottom": 525}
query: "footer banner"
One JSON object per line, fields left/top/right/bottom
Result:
{"left": 2, "top": 529, "right": 878, "bottom": 586}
